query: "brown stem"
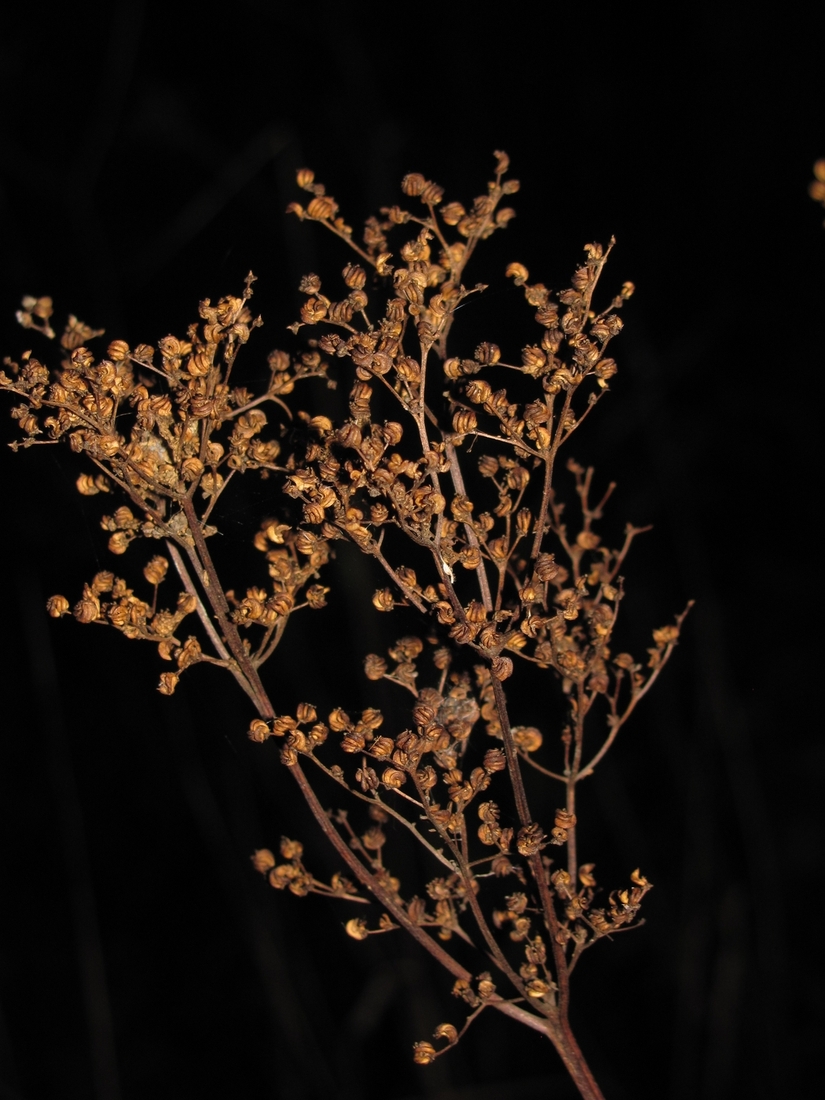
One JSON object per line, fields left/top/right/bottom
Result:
{"left": 181, "top": 497, "right": 274, "bottom": 717}
{"left": 490, "top": 674, "right": 532, "bottom": 828}
{"left": 444, "top": 440, "right": 493, "bottom": 612}
{"left": 549, "top": 1019, "right": 607, "bottom": 1100}
{"left": 566, "top": 780, "right": 578, "bottom": 884}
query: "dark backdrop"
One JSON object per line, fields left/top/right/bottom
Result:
{"left": 1, "top": 4, "right": 822, "bottom": 1099}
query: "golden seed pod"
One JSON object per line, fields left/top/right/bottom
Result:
{"left": 412, "top": 1042, "right": 437, "bottom": 1065}
{"left": 532, "top": 426, "right": 552, "bottom": 449}
{"left": 303, "top": 585, "right": 328, "bottom": 610}
{"left": 474, "top": 342, "right": 500, "bottom": 365}
{"left": 362, "top": 825, "right": 386, "bottom": 851}
{"left": 483, "top": 748, "right": 506, "bottom": 772}
{"left": 443, "top": 357, "right": 462, "bottom": 379}
{"left": 251, "top": 848, "right": 276, "bottom": 873}
{"left": 412, "top": 703, "right": 436, "bottom": 727}
{"left": 401, "top": 173, "right": 426, "bottom": 196}
{"left": 478, "top": 822, "right": 500, "bottom": 846}
{"left": 46, "top": 595, "right": 70, "bottom": 618}
{"left": 112, "top": 506, "right": 134, "bottom": 528}
{"left": 370, "top": 737, "right": 395, "bottom": 758}
{"left": 514, "top": 509, "right": 532, "bottom": 536}
{"left": 533, "top": 553, "right": 560, "bottom": 582}
{"left": 341, "top": 732, "right": 366, "bottom": 754}
{"left": 106, "top": 339, "right": 129, "bottom": 361}
{"left": 372, "top": 588, "right": 394, "bottom": 612}
{"left": 414, "top": 765, "right": 436, "bottom": 790}
{"left": 506, "top": 262, "right": 529, "bottom": 284}
{"left": 555, "top": 809, "right": 577, "bottom": 830}
{"left": 295, "top": 702, "right": 317, "bottom": 725}
{"left": 440, "top": 202, "right": 466, "bottom": 226}
{"left": 466, "top": 600, "right": 487, "bottom": 624}
{"left": 395, "top": 357, "right": 421, "bottom": 381}
{"left": 157, "top": 672, "right": 179, "bottom": 695}
{"left": 364, "top": 654, "right": 387, "bottom": 680}
{"left": 268, "top": 864, "right": 296, "bottom": 889}
{"left": 143, "top": 555, "right": 169, "bottom": 586}
{"left": 516, "top": 824, "right": 547, "bottom": 856}
{"left": 176, "top": 594, "right": 196, "bottom": 617}
{"left": 73, "top": 594, "right": 101, "bottom": 623}
{"left": 296, "top": 167, "right": 315, "bottom": 189}
{"left": 107, "top": 531, "right": 129, "bottom": 555}
{"left": 523, "top": 347, "right": 550, "bottom": 374}
{"left": 550, "top": 827, "right": 568, "bottom": 845}
{"left": 420, "top": 181, "right": 443, "bottom": 205}
{"left": 180, "top": 456, "right": 204, "bottom": 482}
{"left": 378, "top": 422, "right": 401, "bottom": 447}
{"left": 345, "top": 918, "right": 370, "bottom": 941}
{"left": 248, "top": 719, "right": 271, "bottom": 743}
{"left": 108, "top": 605, "right": 131, "bottom": 629}
{"left": 337, "top": 421, "right": 362, "bottom": 449}
{"left": 653, "top": 624, "right": 679, "bottom": 646}
{"left": 526, "top": 979, "right": 550, "bottom": 999}
{"left": 433, "top": 1023, "right": 458, "bottom": 1045}
{"left": 512, "top": 726, "right": 543, "bottom": 752}
{"left": 477, "top": 978, "right": 496, "bottom": 1000}
{"left": 307, "top": 195, "right": 337, "bottom": 220}
{"left": 279, "top": 745, "right": 298, "bottom": 767}
{"left": 270, "top": 715, "right": 296, "bottom": 736}
{"left": 328, "top": 708, "right": 351, "bottom": 733}
{"left": 302, "top": 502, "right": 326, "bottom": 525}
{"left": 267, "top": 593, "right": 294, "bottom": 618}
{"left": 342, "top": 263, "right": 366, "bottom": 289}
{"left": 452, "top": 408, "right": 477, "bottom": 434}
{"left": 177, "top": 638, "right": 202, "bottom": 669}
{"left": 307, "top": 722, "right": 328, "bottom": 747}
{"left": 279, "top": 837, "right": 303, "bottom": 860}
{"left": 465, "top": 379, "right": 492, "bottom": 404}
{"left": 579, "top": 863, "right": 597, "bottom": 888}
{"left": 576, "top": 530, "right": 600, "bottom": 550}
{"left": 76, "top": 473, "right": 100, "bottom": 496}
{"left": 381, "top": 767, "right": 406, "bottom": 790}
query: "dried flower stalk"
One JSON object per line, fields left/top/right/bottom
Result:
{"left": 3, "top": 152, "right": 690, "bottom": 1100}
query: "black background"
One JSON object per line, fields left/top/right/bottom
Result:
{"left": 1, "top": 4, "right": 823, "bottom": 1099}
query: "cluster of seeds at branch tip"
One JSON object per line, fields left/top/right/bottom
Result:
{"left": 3, "top": 274, "right": 343, "bottom": 689}
{"left": 45, "top": 560, "right": 200, "bottom": 694}
{"left": 251, "top": 837, "right": 361, "bottom": 901}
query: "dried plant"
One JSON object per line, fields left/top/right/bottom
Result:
{"left": 2, "top": 152, "right": 690, "bottom": 1100}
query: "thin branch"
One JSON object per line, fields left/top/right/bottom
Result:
{"left": 166, "top": 540, "right": 231, "bottom": 661}
{"left": 578, "top": 601, "right": 694, "bottom": 779}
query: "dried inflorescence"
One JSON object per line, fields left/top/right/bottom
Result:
{"left": 3, "top": 153, "right": 689, "bottom": 1100}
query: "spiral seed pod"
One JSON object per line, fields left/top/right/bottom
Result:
{"left": 251, "top": 849, "right": 276, "bottom": 874}
{"left": 381, "top": 767, "right": 406, "bottom": 790}
{"left": 46, "top": 595, "right": 70, "bottom": 618}
{"left": 452, "top": 408, "right": 477, "bottom": 434}
{"left": 412, "top": 1042, "right": 437, "bottom": 1065}
{"left": 248, "top": 719, "right": 271, "bottom": 743}
{"left": 491, "top": 656, "right": 513, "bottom": 681}
{"left": 345, "top": 918, "right": 369, "bottom": 941}
{"left": 295, "top": 703, "right": 317, "bottom": 725}
{"left": 279, "top": 745, "right": 298, "bottom": 767}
